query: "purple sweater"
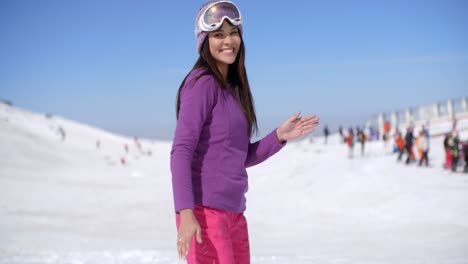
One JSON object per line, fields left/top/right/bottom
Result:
{"left": 170, "top": 69, "right": 285, "bottom": 213}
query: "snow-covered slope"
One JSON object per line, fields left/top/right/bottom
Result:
{"left": 1, "top": 102, "right": 468, "bottom": 264}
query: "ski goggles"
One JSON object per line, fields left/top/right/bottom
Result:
{"left": 198, "top": 1, "right": 242, "bottom": 32}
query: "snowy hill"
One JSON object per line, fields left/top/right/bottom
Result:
{"left": 1, "top": 102, "right": 468, "bottom": 264}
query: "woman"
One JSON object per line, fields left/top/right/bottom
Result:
{"left": 170, "top": 1, "right": 320, "bottom": 262}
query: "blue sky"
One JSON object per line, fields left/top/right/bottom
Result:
{"left": 1, "top": 0, "right": 467, "bottom": 140}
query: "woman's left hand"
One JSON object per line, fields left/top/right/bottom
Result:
{"left": 276, "top": 112, "right": 320, "bottom": 143}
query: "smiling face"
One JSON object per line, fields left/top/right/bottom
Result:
{"left": 208, "top": 20, "right": 241, "bottom": 77}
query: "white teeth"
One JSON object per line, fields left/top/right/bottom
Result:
{"left": 221, "top": 49, "right": 234, "bottom": 53}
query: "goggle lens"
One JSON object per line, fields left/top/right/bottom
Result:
{"left": 203, "top": 2, "right": 241, "bottom": 29}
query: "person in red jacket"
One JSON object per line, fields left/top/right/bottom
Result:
{"left": 395, "top": 131, "right": 405, "bottom": 161}
{"left": 444, "top": 132, "right": 452, "bottom": 169}
{"left": 383, "top": 121, "right": 391, "bottom": 142}
{"left": 346, "top": 127, "right": 354, "bottom": 158}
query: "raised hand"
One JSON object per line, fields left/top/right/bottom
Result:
{"left": 276, "top": 112, "right": 320, "bottom": 143}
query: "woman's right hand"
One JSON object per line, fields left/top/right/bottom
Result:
{"left": 177, "top": 209, "right": 203, "bottom": 259}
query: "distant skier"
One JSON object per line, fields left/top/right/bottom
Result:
{"left": 58, "top": 126, "right": 66, "bottom": 142}
{"left": 384, "top": 121, "right": 390, "bottom": 131}
{"left": 452, "top": 114, "right": 458, "bottom": 130}
{"left": 395, "top": 131, "right": 405, "bottom": 161}
{"left": 369, "top": 126, "right": 375, "bottom": 141}
{"left": 339, "top": 125, "right": 344, "bottom": 143}
{"left": 323, "top": 125, "right": 330, "bottom": 145}
{"left": 404, "top": 127, "right": 415, "bottom": 164}
{"left": 134, "top": 136, "right": 142, "bottom": 150}
{"left": 421, "top": 124, "right": 430, "bottom": 140}
{"left": 462, "top": 140, "right": 468, "bottom": 173}
{"left": 357, "top": 127, "right": 366, "bottom": 156}
{"left": 448, "top": 132, "right": 460, "bottom": 172}
{"left": 346, "top": 127, "right": 354, "bottom": 158}
{"left": 443, "top": 132, "right": 452, "bottom": 169}
{"left": 416, "top": 130, "right": 429, "bottom": 166}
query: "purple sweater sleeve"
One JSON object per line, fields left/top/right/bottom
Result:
{"left": 245, "top": 128, "right": 286, "bottom": 168}
{"left": 170, "top": 74, "right": 218, "bottom": 212}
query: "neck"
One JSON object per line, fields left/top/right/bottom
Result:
{"left": 217, "top": 63, "right": 228, "bottom": 82}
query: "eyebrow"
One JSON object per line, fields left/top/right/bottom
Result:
{"left": 213, "top": 27, "right": 238, "bottom": 33}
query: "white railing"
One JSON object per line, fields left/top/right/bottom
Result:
{"left": 367, "top": 96, "right": 468, "bottom": 137}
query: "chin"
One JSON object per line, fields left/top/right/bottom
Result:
{"left": 223, "top": 57, "right": 237, "bottom": 65}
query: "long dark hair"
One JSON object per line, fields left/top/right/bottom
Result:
{"left": 176, "top": 33, "right": 258, "bottom": 136}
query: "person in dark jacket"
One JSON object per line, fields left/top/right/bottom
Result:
{"left": 357, "top": 127, "right": 366, "bottom": 156}
{"left": 339, "top": 125, "right": 344, "bottom": 143}
{"left": 444, "top": 132, "right": 452, "bottom": 169}
{"left": 324, "top": 125, "right": 330, "bottom": 145}
{"left": 448, "top": 133, "right": 460, "bottom": 172}
{"left": 404, "top": 127, "right": 415, "bottom": 164}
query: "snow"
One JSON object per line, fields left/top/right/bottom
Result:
{"left": 1, "top": 102, "right": 468, "bottom": 264}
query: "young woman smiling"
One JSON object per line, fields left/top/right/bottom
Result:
{"left": 170, "top": 1, "right": 320, "bottom": 263}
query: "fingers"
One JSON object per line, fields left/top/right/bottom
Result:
{"left": 291, "top": 114, "right": 319, "bottom": 126}
{"left": 301, "top": 124, "right": 319, "bottom": 131}
{"left": 301, "top": 128, "right": 316, "bottom": 135}
{"left": 298, "top": 116, "right": 319, "bottom": 136}
{"left": 297, "top": 119, "right": 319, "bottom": 130}
{"left": 177, "top": 210, "right": 199, "bottom": 259}
{"left": 288, "top": 112, "right": 301, "bottom": 123}
{"left": 299, "top": 115, "right": 319, "bottom": 123}
{"left": 196, "top": 226, "right": 203, "bottom": 243}
{"left": 177, "top": 237, "right": 183, "bottom": 258}
{"left": 300, "top": 117, "right": 320, "bottom": 127}
{"left": 177, "top": 225, "right": 202, "bottom": 259}
{"left": 177, "top": 234, "right": 191, "bottom": 259}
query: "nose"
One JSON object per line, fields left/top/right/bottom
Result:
{"left": 223, "top": 35, "right": 233, "bottom": 44}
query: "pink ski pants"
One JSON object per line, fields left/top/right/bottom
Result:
{"left": 176, "top": 205, "right": 250, "bottom": 264}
